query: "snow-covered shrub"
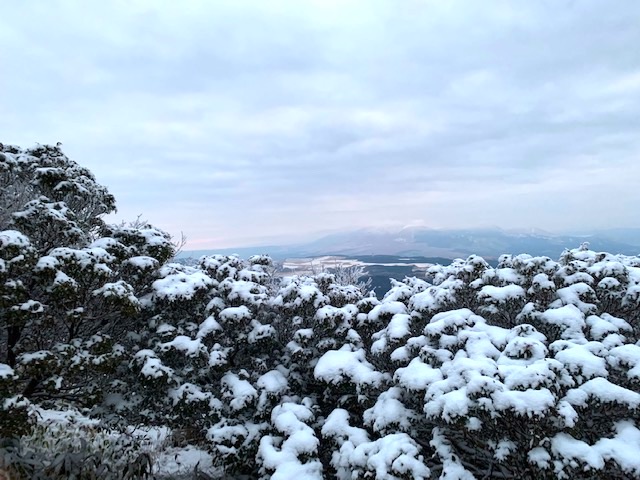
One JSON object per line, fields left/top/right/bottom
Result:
{"left": 256, "top": 401, "right": 323, "bottom": 479}
{"left": 1, "top": 408, "right": 153, "bottom": 479}
{"left": 322, "top": 408, "right": 430, "bottom": 479}
{"left": 63, "top": 240, "right": 640, "bottom": 477}
{"left": 0, "top": 144, "right": 174, "bottom": 437}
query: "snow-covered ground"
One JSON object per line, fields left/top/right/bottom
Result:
{"left": 282, "top": 255, "right": 433, "bottom": 275}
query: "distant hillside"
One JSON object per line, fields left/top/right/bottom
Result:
{"left": 180, "top": 227, "right": 640, "bottom": 261}
{"left": 301, "top": 227, "right": 640, "bottom": 258}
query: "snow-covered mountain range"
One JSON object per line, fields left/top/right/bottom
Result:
{"left": 183, "top": 227, "right": 640, "bottom": 260}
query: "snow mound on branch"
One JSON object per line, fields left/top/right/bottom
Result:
{"left": 314, "top": 345, "right": 388, "bottom": 386}
{"left": 550, "top": 421, "right": 640, "bottom": 477}
{"left": 257, "top": 402, "right": 323, "bottom": 479}
{"left": 152, "top": 269, "right": 213, "bottom": 301}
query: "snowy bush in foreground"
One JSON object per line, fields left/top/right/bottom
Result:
{"left": 1, "top": 407, "right": 154, "bottom": 479}
{"left": 137, "top": 246, "right": 639, "bottom": 478}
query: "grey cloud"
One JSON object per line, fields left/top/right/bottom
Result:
{"left": 1, "top": 0, "right": 639, "bottom": 247}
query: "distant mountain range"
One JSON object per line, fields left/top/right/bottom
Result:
{"left": 181, "top": 227, "right": 640, "bottom": 261}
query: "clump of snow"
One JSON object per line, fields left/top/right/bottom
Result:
{"left": 257, "top": 402, "right": 323, "bottom": 479}
{"left": 221, "top": 373, "right": 258, "bottom": 411}
{"left": 152, "top": 269, "right": 213, "bottom": 302}
{"left": 134, "top": 349, "right": 174, "bottom": 379}
{"left": 219, "top": 305, "right": 252, "bottom": 322}
{"left": 160, "top": 335, "right": 206, "bottom": 357}
{"left": 314, "top": 345, "right": 388, "bottom": 387}
{"left": 0, "top": 363, "right": 15, "bottom": 379}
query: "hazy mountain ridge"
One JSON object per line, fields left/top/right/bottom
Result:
{"left": 182, "top": 227, "right": 640, "bottom": 260}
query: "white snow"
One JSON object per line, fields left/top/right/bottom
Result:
{"left": 160, "top": 335, "right": 206, "bottom": 357}
{"left": 257, "top": 370, "right": 289, "bottom": 394}
{"left": 196, "top": 315, "right": 222, "bottom": 338}
{"left": 0, "top": 363, "right": 15, "bottom": 379}
{"left": 152, "top": 270, "right": 213, "bottom": 302}
{"left": 394, "top": 357, "right": 443, "bottom": 391}
{"left": 478, "top": 284, "right": 526, "bottom": 302}
{"left": 314, "top": 346, "right": 387, "bottom": 387}
{"left": 221, "top": 373, "right": 258, "bottom": 411}
{"left": 564, "top": 377, "right": 640, "bottom": 408}
{"left": 219, "top": 305, "right": 252, "bottom": 322}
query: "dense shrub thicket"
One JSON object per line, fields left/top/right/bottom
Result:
{"left": 1, "top": 144, "right": 639, "bottom": 479}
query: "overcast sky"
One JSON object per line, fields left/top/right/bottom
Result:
{"left": 2, "top": 0, "right": 640, "bottom": 248}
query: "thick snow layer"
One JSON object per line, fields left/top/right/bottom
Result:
{"left": 363, "top": 387, "right": 416, "bottom": 433}
{"left": 483, "top": 267, "right": 525, "bottom": 285}
{"left": 323, "top": 408, "right": 429, "bottom": 480}
{"left": 134, "top": 349, "right": 174, "bottom": 379}
{"left": 424, "top": 308, "right": 482, "bottom": 336}
{"left": 586, "top": 313, "right": 632, "bottom": 340}
{"left": 196, "top": 315, "right": 222, "bottom": 339}
{"left": 529, "top": 272, "right": 555, "bottom": 292}
{"left": 314, "top": 346, "right": 387, "bottom": 386}
{"left": 316, "top": 305, "right": 357, "bottom": 325}
{"left": 551, "top": 421, "right": 640, "bottom": 476}
{"left": 258, "top": 411, "right": 323, "bottom": 478}
{"left": 93, "top": 280, "right": 139, "bottom": 306}
{"left": 168, "top": 383, "right": 211, "bottom": 406}
{"left": 425, "top": 387, "right": 472, "bottom": 421}
{"left": 478, "top": 284, "right": 526, "bottom": 303}
{"left": 499, "top": 358, "right": 561, "bottom": 390}
{"left": 367, "top": 301, "right": 408, "bottom": 323}
{"left": 0, "top": 229, "right": 31, "bottom": 249}
{"left": 224, "top": 279, "right": 267, "bottom": 304}
{"left": 371, "top": 313, "right": 413, "bottom": 354}
{"left": 248, "top": 319, "right": 276, "bottom": 343}
{"left": 152, "top": 270, "right": 213, "bottom": 301}
{"left": 160, "top": 335, "right": 206, "bottom": 357}
{"left": 53, "top": 270, "right": 77, "bottom": 288}
{"left": 386, "top": 313, "right": 412, "bottom": 339}
{"left": 219, "top": 305, "right": 252, "bottom": 322}
{"left": 564, "top": 377, "right": 640, "bottom": 408}
{"left": 551, "top": 341, "right": 608, "bottom": 379}
{"left": 541, "top": 304, "right": 586, "bottom": 339}
{"left": 221, "top": 373, "right": 258, "bottom": 411}
{"left": 552, "top": 283, "right": 597, "bottom": 314}
{"left": 208, "top": 343, "right": 231, "bottom": 367}
{"left": 608, "top": 344, "right": 640, "bottom": 379}
{"left": 125, "top": 255, "right": 159, "bottom": 270}
{"left": 257, "top": 370, "right": 289, "bottom": 394}
{"left": 349, "top": 433, "right": 430, "bottom": 479}
{"left": 492, "top": 388, "right": 556, "bottom": 417}
{"left": 50, "top": 246, "right": 114, "bottom": 272}
{"left": 410, "top": 280, "right": 462, "bottom": 313}
{"left": 12, "top": 299, "right": 44, "bottom": 313}
{"left": 394, "top": 358, "right": 443, "bottom": 391}
{"left": 0, "top": 363, "right": 15, "bottom": 379}
{"left": 34, "top": 255, "right": 59, "bottom": 271}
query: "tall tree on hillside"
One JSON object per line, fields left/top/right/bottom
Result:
{"left": 0, "top": 144, "right": 174, "bottom": 438}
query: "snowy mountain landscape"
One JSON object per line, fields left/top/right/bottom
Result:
{"left": 180, "top": 229, "right": 640, "bottom": 296}
{"left": 3, "top": 0, "right": 640, "bottom": 477}
{"left": 181, "top": 227, "right": 640, "bottom": 261}
{"left": 2, "top": 144, "right": 640, "bottom": 479}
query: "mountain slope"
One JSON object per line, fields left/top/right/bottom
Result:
{"left": 180, "top": 227, "right": 640, "bottom": 260}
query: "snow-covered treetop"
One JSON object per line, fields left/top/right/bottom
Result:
{"left": 1, "top": 144, "right": 116, "bottom": 253}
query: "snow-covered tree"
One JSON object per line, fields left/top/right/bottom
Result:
{"left": 0, "top": 144, "right": 173, "bottom": 441}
